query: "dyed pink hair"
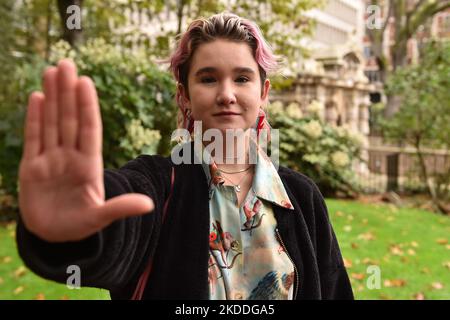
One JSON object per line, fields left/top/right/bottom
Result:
{"left": 167, "top": 12, "right": 281, "bottom": 132}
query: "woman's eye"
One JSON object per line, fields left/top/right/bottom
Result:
{"left": 201, "top": 77, "right": 216, "bottom": 83}
{"left": 236, "top": 77, "right": 249, "bottom": 83}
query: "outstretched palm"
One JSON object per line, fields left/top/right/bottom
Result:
{"left": 19, "top": 59, "right": 154, "bottom": 242}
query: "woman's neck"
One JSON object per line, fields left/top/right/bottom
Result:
{"left": 203, "top": 130, "right": 254, "bottom": 172}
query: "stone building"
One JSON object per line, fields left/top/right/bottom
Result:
{"left": 270, "top": 0, "right": 375, "bottom": 173}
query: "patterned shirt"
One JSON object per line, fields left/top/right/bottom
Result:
{"left": 196, "top": 144, "right": 297, "bottom": 300}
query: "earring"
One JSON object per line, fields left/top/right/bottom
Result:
{"left": 184, "top": 108, "right": 194, "bottom": 133}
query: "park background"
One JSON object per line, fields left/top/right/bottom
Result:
{"left": 0, "top": 0, "right": 449, "bottom": 300}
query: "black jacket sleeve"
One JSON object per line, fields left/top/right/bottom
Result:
{"left": 310, "top": 182, "right": 354, "bottom": 300}
{"left": 15, "top": 155, "right": 171, "bottom": 294}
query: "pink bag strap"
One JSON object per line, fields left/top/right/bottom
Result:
{"left": 131, "top": 166, "right": 175, "bottom": 300}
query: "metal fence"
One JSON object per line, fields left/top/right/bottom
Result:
{"left": 354, "top": 138, "right": 450, "bottom": 194}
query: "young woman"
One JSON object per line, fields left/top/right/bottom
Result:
{"left": 16, "top": 13, "right": 353, "bottom": 300}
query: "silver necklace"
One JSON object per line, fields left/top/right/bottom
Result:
{"left": 216, "top": 165, "right": 252, "bottom": 174}
{"left": 221, "top": 169, "right": 252, "bottom": 193}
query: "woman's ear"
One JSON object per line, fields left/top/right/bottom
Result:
{"left": 261, "top": 79, "right": 270, "bottom": 107}
{"left": 177, "top": 82, "right": 191, "bottom": 108}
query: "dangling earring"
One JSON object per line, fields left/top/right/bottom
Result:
{"left": 184, "top": 108, "right": 194, "bottom": 133}
{"left": 255, "top": 108, "right": 265, "bottom": 137}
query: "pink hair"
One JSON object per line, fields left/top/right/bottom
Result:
{"left": 167, "top": 12, "right": 281, "bottom": 132}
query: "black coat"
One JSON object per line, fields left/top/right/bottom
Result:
{"left": 16, "top": 150, "right": 354, "bottom": 300}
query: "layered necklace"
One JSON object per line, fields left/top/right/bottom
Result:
{"left": 216, "top": 165, "right": 253, "bottom": 193}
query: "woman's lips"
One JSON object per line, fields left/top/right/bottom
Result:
{"left": 213, "top": 112, "right": 241, "bottom": 116}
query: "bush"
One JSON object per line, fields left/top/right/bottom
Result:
{"left": 0, "top": 39, "right": 178, "bottom": 199}
{"left": 266, "top": 100, "right": 364, "bottom": 197}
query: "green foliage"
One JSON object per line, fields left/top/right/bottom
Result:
{"left": 266, "top": 100, "right": 364, "bottom": 196}
{"left": 0, "top": 39, "right": 177, "bottom": 198}
{"left": 383, "top": 41, "right": 450, "bottom": 148}
{"left": 382, "top": 40, "right": 450, "bottom": 203}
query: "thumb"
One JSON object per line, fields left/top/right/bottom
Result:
{"left": 97, "top": 194, "right": 155, "bottom": 223}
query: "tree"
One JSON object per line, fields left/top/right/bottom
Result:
{"left": 57, "top": 0, "right": 83, "bottom": 47}
{"left": 120, "top": 0, "right": 318, "bottom": 67}
{"left": 367, "top": 0, "right": 450, "bottom": 117}
{"left": 382, "top": 40, "right": 450, "bottom": 214}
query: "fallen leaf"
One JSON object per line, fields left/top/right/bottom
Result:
{"left": 421, "top": 267, "right": 430, "bottom": 274}
{"left": 379, "top": 294, "right": 392, "bottom": 300}
{"left": 343, "top": 225, "right": 352, "bottom": 232}
{"left": 335, "top": 211, "right": 344, "bottom": 217}
{"left": 446, "top": 244, "right": 450, "bottom": 250}
{"left": 343, "top": 258, "right": 353, "bottom": 268}
{"left": 351, "top": 273, "right": 365, "bottom": 280}
{"left": 389, "top": 245, "right": 404, "bottom": 256}
{"left": 436, "top": 238, "right": 448, "bottom": 245}
{"left": 413, "top": 292, "right": 425, "bottom": 300}
{"left": 442, "top": 261, "right": 450, "bottom": 269}
{"left": 14, "top": 266, "right": 27, "bottom": 278}
{"left": 384, "top": 279, "right": 406, "bottom": 287}
{"left": 60, "top": 295, "right": 70, "bottom": 300}
{"left": 358, "top": 232, "right": 376, "bottom": 241}
{"left": 347, "top": 215, "right": 354, "bottom": 221}
{"left": 2, "top": 256, "right": 12, "bottom": 264}
{"left": 13, "top": 286, "right": 24, "bottom": 295}
{"left": 387, "top": 204, "right": 398, "bottom": 212}
{"left": 351, "top": 243, "right": 359, "bottom": 249}
{"left": 430, "top": 282, "right": 444, "bottom": 290}
{"left": 362, "top": 258, "right": 377, "bottom": 265}
{"left": 35, "top": 293, "right": 45, "bottom": 300}
{"left": 407, "top": 249, "right": 416, "bottom": 256}
{"left": 6, "top": 222, "right": 15, "bottom": 231}
{"left": 400, "top": 256, "right": 409, "bottom": 263}
{"left": 410, "top": 241, "right": 419, "bottom": 248}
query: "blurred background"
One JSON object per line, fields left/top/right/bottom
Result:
{"left": 0, "top": 0, "right": 448, "bottom": 300}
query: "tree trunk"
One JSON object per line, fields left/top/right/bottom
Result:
{"left": 176, "top": 0, "right": 185, "bottom": 36}
{"left": 57, "top": 0, "right": 83, "bottom": 47}
{"left": 415, "top": 137, "right": 448, "bottom": 214}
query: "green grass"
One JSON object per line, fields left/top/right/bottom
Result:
{"left": 0, "top": 199, "right": 449, "bottom": 300}
{"left": 326, "top": 199, "right": 450, "bottom": 300}
{"left": 0, "top": 222, "right": 110, "bottom": 300}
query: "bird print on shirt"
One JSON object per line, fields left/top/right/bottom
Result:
{"left": 209, "top": 220, "right": 242, "bottom": 269}
{"left": 242, "top": 199, "right": 265, "bottom": 232}
{"left": 248, "top": 271, "right": 295, "bottom": 300}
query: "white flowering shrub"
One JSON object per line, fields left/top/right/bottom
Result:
{"left": 266, "top": 100, "right": 364, "bottom": 196}
{"left": 48, "top": 39, "right": 177, "bottom": 168}
{"left": 0, "top": 39, "right": 177, "bottom": 197}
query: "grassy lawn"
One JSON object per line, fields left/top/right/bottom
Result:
{"left": 0, "top": 199, "right": 448, "bottom": 300}
{"left": 0, "top": 222, "right": 110, "bottom": 300}
{"left": 326, "top": 199, "right": 450, "bottom": 300}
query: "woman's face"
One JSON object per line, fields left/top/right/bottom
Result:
{"left": 180, "top": 39, "right": 270, "bottom": 134}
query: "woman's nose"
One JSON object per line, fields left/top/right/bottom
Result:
{"left": 216, "top": 81, "right": 237, "bottom": 106}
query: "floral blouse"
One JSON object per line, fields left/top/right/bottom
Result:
{"left": 197, "top": 145, "right": 297, "bottom": 300}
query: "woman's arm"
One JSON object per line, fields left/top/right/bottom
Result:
{"left": 16, "top": 155, "right": 171, "bottom": 292}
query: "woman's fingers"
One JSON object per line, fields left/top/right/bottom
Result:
{"left": 23, "top": 92, "right": 44, "bottom": 159}
{"left": 42, "top": 67, "right": 59, "bottom": 150}
{"left": 57, "top": 59, "right": 78, "bottom": 148}
{"left": 76, "top": 76, "right": 102, "bottom": 155}
{"left": 97, "top": 194, "right": 155, "bottom": 225}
